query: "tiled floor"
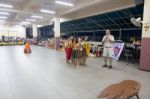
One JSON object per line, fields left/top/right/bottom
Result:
{"left": 0, "top": 46, "right": 150, "bottom": 99}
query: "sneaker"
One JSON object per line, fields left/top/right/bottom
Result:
{"left": 103, "top": 64, "right": 108, "bottom": 68}
{"left": 108, "top": 65, "right": 112, "bottom": 69}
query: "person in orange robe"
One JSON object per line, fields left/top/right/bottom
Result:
{"left": 24, "top": 42, "right": 31, "bottom": 53}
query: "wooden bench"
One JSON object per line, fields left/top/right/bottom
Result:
{"left": 97, "top": 80, "right": 141, "bottom": 99}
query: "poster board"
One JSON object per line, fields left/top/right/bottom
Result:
{"left": 112, "top": 41, "right": 125, "bottom": 60}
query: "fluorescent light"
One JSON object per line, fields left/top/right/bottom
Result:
{"left": 0, "top": 22, "right": 5, "bottom": 23}
{"left": 40, "top": 9, "right": 55, "bottom": 14}
{"left": 37, "top": 25, "right": 43, "bottom": 27}
{"left": 0, "top": 16, "right": 7, "bottom": 19}
{"left": 0, "top": 4, "right": 13, "bottom": 8}
{"left": 26, "top": 19, "right": 36, "bottom": 22}
{"left": 0, "top": 21, "right": 5, "bottom": 24}
{"left": 0, "top": 20, "right": 6, "bottom": 22}
{"left": 0, "top": 12, "right": 10, "bottom": 15}
{"left": 21, "top": 21, "right": 31, "bottom": 24}
{"left": 55, "top": 1, "right": 74, "bottom": 7}
{"left": 31, "top": 16, "right": 43, "bottom": 19}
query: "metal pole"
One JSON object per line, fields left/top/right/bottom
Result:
{"left": 74, "top": 32, "right": 75, "bottom": 38}
{"left": 119, "top": 29, "right": 122, "bottom": 40}
{"left": 62, "top": 28, "right": 141, "bottom": 33}
{"left": 93, "top": 32, "right": 95, "bottom": 41}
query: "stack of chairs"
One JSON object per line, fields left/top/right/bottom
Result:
{"left": 121, "top": 43, "right": 141, "bottom": 64}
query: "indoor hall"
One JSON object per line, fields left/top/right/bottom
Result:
{"left": 0, "top": 0, "right": 149, "bottom": 99}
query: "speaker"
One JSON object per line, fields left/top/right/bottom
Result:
{"left": 135, "top": 0, "right": 144, "bottom": 5}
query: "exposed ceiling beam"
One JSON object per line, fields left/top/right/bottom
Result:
{"left": 61, "top": 0, "right": 135, "bottom": 20}
{"left": 59, "top": 0, "right": 110, "bottom": 16}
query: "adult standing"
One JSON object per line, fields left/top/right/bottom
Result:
{"left": 2, "top": 35, "right": 5, "bottom": 42}
{"left": 102, "top": 30, "right": 114, "bottom": 69}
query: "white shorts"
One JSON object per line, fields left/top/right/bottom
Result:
{"left": 103, "top": 47, "right": 113, "bottom": 57}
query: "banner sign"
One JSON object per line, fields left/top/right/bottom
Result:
{"left": 112, "top": 42, "right": 125, "bottom": 60}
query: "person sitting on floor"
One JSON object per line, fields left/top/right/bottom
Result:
{"left": 24, "top": 41, "right": 31, "bottom": 53}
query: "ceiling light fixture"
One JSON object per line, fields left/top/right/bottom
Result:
{"left": 0, "top": 12, "right": 10, "bottom": 15}
{"left": 21, "top": 21, "right": 31, "bottom": 24}
{"left": 55, "top": 1, "right": 74, "bottom": 7}
{"left": 31, "top": 16, "right": 43, "bottom": 19}
{"left": 0, "top": 19, "right": 6, "bottom": 22}
{"left": 37, "top": 25, "right": 43, "bottom": 27}
{"left": 40, "top": 9, "right": 55, "bottom": 14}
{"left": 0, "top": 16, "right": 7, "bottom": 19}
{"left": 26, "top": 19, "right": 36, "bottom": 22}
{"left": 0, "top": 4, "right": 13, "bottom": 8}
{"left": 0, "top": 22, "right": 5, "bottom": 24}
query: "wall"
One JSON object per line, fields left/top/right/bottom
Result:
{"left": 0, "top": 25, "right": 26, "bottom": 37}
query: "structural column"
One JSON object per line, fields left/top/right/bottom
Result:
{"left": 139, "top": 0, "right": 150, "bottom": 71}
{"left": 32, "top": 24, "right": 38, "bottom": 38}
{"left": 18, "top": 26, "right": 26, "bottom": 38}
{"left": 54, "top": 17, "right": 60, "bottom": 50}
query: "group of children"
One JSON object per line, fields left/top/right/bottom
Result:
{"left": 64, "top": 36, "right": 91, "bottom": 67}
{"left": 23, "top": 37, "right": 91, "bottom": 66}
